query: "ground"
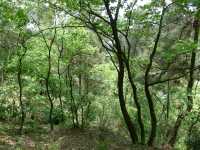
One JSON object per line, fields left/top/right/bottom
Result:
{"left": 0, "top": 122, "right": 147, "bottom": 150}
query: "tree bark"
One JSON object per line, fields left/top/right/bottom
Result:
{"left": 46, "top": 46, "right": 54, "bottom": 131}
{"left": 125, "top": 59, "right": 145, "bottom": 144}
{"left": 57, "top": 48, "right": 64, "bottom": 122}
{"left": 17, "top": 41, "right": 28, "bottom": 134}
{"left": 168, "top": 17, "right": 199, "bottom": 147}
{"left": 67, "top": 65, "right": 79, "bottom": 128}
{"left": 166, "top": 81, "right": 170, "bottom": 120}
{"left": 17, "top": 57, "right": 25, "bottom": 134}
{"left": 144, "top": 8, "right": 165, "bottom": 146}
{"left": 103, "top": 0, "right": 138, "bottom": 143}
{"left": 117, "top": 56, "right": 138, "bottom": 143}
{"left": 38, "top": 26, "right": 57, "bottom": 131}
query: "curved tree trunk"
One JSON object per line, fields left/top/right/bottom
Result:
{"left": 144, "top": 6, "right": 166, "bottom": 146}
{"left": 36, "top": 26, "right": 57, "bottom": 131}
{"left": 125, "top": 60, "right": 145, "bottom": 144}
{"left": 102, "top": 0, "right": 139, "bottom": 144}
{"left": 18, "top": 58, "right": 25, "bottom": 134}
{"left": 67, "top": 65, "right": 79, "bottom": 128}
{"left": 122, "top": 31, "right": 145, "bottom": 144}
{"left": 117, "top": 55, "right": 138, "bottom": 143}
{"left": 17, "top": 41, "right": 28, "bottom": 134}
{"left": 168, "top": 17, "right": 199, "bottom": 147}
{"left": 57, "top": 31, "right": 65, "bottom": 122}
{"left": 46, "top": 47, "right": 54, "bottom": 131}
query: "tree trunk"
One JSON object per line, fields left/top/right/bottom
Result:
{"left": 166, "top": 81, "right": 170, "bottom": 120}
{"left": 17, "top": 41, "right": 28, "bottom": 134}
{"left": 144, "top": 6, "right": 166, "bottom": 146}
{"left": 58, "top": 55, "right": 64, "bottom": 122}
{"left": 67, "top": 65, "right": 79, "bottom": 128}
{"left": 17, "top": 62, "right": 25, "bottom": 134}
{"left": 111, "top": 21, "right": 138, "bottom": 143}
{"left": 117, "top": 57, "right": 138, "bottom": 143}
{"left": 125, "top": 60, "right": 145, "bottom": 144}
{"left": 98, "top": 0, "right": 139, "bottom": 144}
{"left": 168, "top": 17, "right": 199, "bottom": 147}
{"left": 46, "top": 50, "right": 54, "bottom": 131}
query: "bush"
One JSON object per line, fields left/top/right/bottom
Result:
{"left": 186, "top": 128, "right": 200, "bottom": 150}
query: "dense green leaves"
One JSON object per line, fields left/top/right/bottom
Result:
{"left": 162, "top": 40, "right": 197, "bottom": 61}
{"left": 0, "top": 0, "right": 200, "bottom": 149}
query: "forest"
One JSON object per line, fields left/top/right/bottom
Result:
{"left": 0, "top": 0, "right": 200, "bottom": 149}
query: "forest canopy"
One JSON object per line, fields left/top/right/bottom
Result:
{"left": 0, "top": 0, "right": 200, "bottom": 149}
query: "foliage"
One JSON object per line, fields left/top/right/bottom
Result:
{"left": 0, "top": 0, "right": 200, "bottom": 149}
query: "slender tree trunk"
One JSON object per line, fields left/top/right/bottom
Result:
{"left": 65, "top": 70, "right": 75, "bottom": 127}
{"left": 117, "top": 57, "right": 138, "bottom": 143}
{"left": 46, "top": 48, "right": 54, "bottom": 131}
{"left": 144, "top": 6, "right": 165, "bottom": 146}
{"left": 45, "top": 30, "right": 57, "bottom": 131}
{"left": 34, "top": 21, "right": 57, "bottom": 131}
{"left": 168, "top": 17, "right": 199, "bottom": 147}
{"left": 12, "top": 99, "right": 16, "bottom": 118}
{"left": 84, "top": 78, "right": 90, "bottom": 126}
{"left": 102, "top": 0, "right": 139, "bottom": 143}
{"left": 125, "top": 60, "right": 145, "bottom": 144}
{"left": 17, "top": 42, "right": 27, "bottom": 134}
{"left": 58, "top": 55, "right": 64, "bottom": 122}
{"left": 66, "top": 73, "right": 76, "bottom": 128}
{"left": 17, "top": 63, "right": 25, "bottom": 134}
{"left": 112, "top": 22, "right": 138, "bottom": 143}
{"left": 122, "top": 28, "right": 145, "bottom": 143}
{"left": 166, "top": 81, "right": 170, "bottom": 120}
{"left": 1, "top": 63, "right": 4, "bottom": 84}
{"left": 144, "top": 81, "right": 157, "bottom": 146}
{"left": 67, "top": 65, "right": 79, "bottom": 128}
{"left": 57, "top": 33, "right": 64, "bottom": 122}
{"left": 79, "top": 74, "right": 85, "bottom": 128}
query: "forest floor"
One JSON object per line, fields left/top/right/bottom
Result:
{"left": 0, "top": 121, "right": 147, "bottom": 150}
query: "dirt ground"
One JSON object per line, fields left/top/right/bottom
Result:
{"left": 0, "top": 122, "right": 147, "bottom": 150}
